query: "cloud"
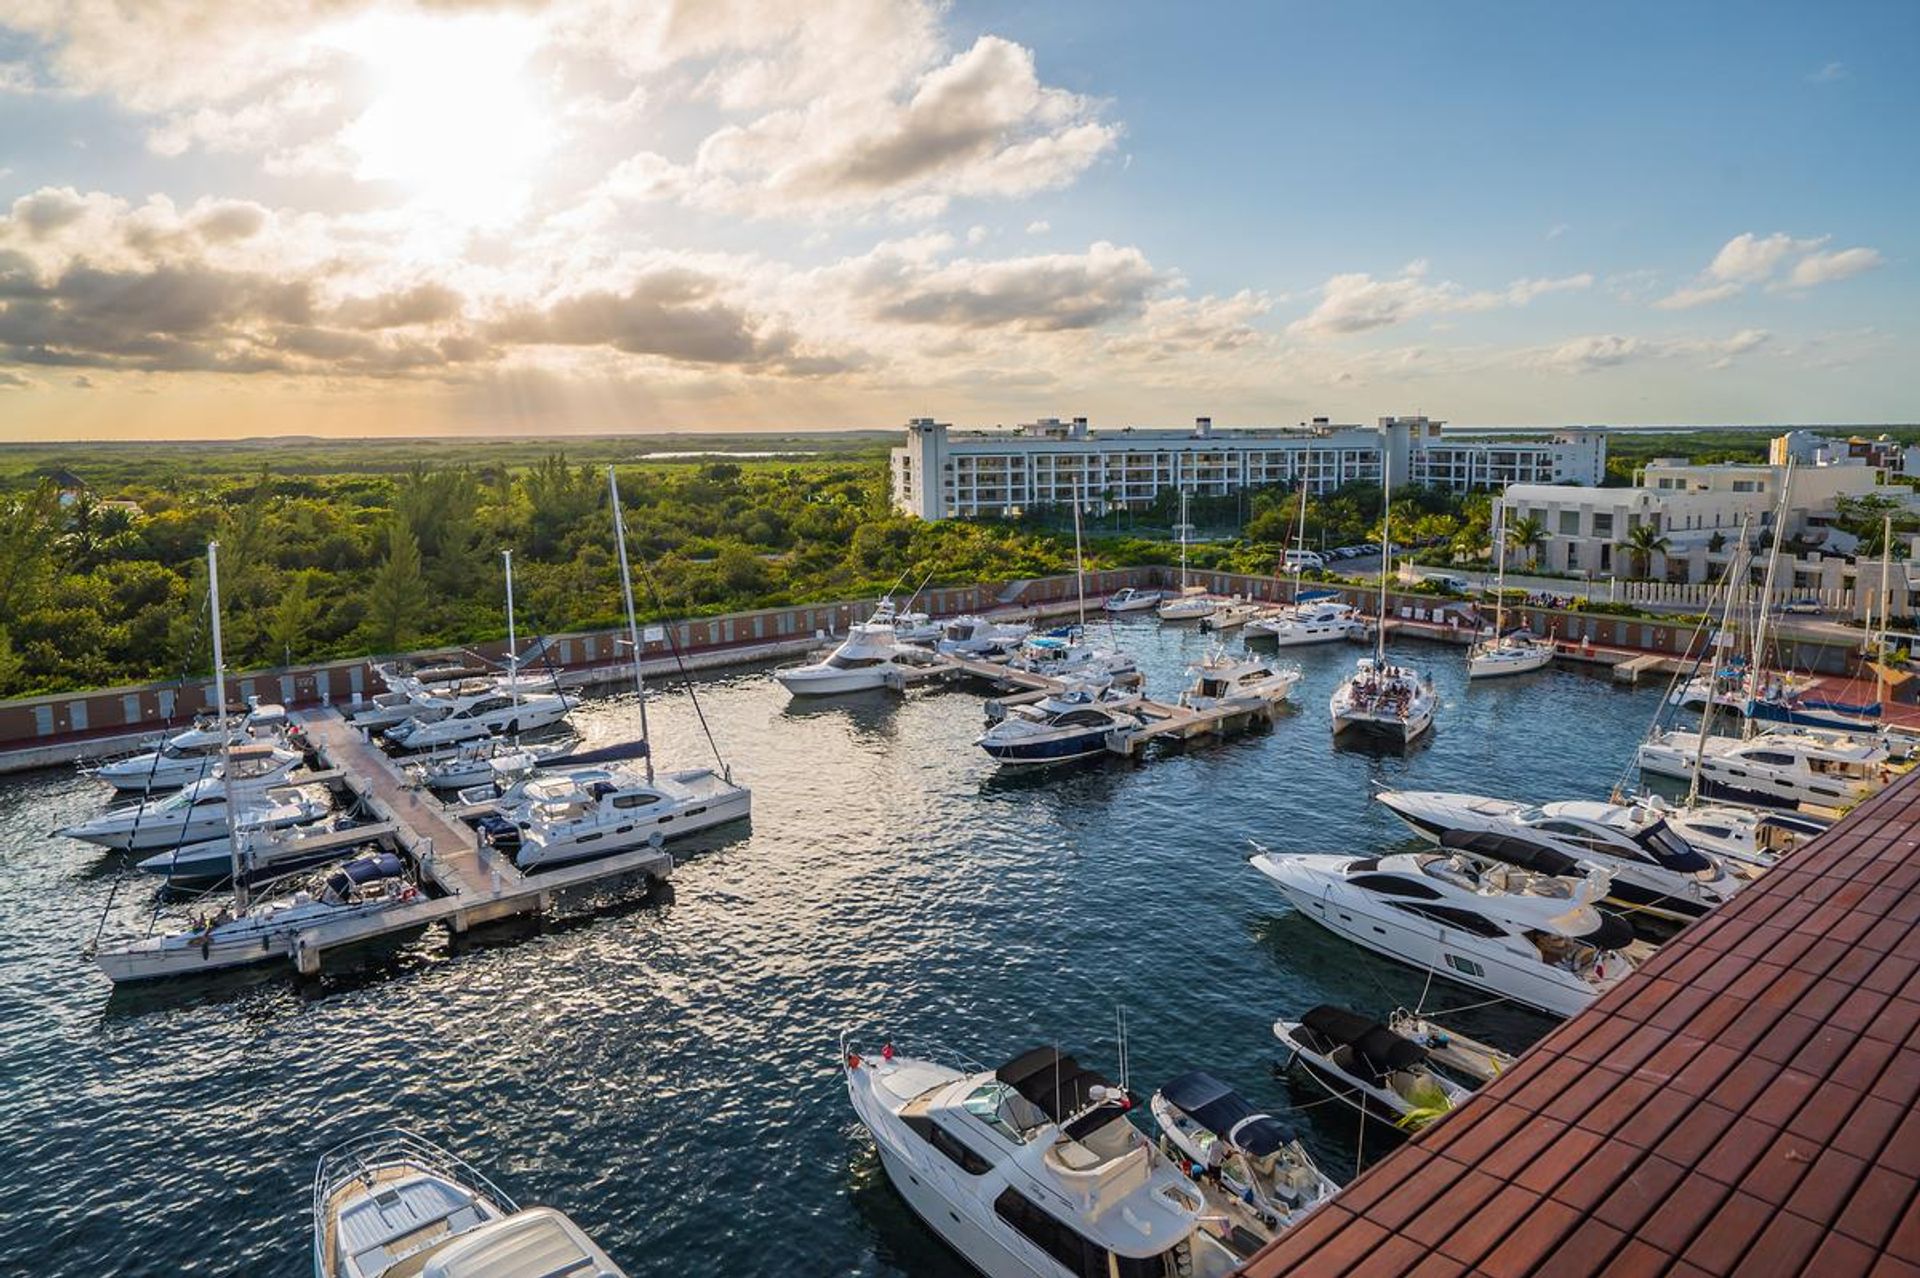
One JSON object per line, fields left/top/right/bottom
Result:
{"left": 1808, "top": 61, "right": 1848, "bottom": 83}
{"left": 1535, "top": 328, "right": 1770, "bottom": 374}
{"left": 1655, "top": 231, "right": 1881, "bottom": 307}
{"left": 1026, "top": 220, "right": 1050, "bottom": 235}
{"left": 1288, "top": 264, "right": 1591, "bottom": 337}
{"left": 1788, "top": 247, "right": 1884, "bottom": 288}
{"left": 332, "top": 283, "right": 464, "bottom": 330}
{"left": 1546, "top": 223, "right": 1569, "bottom": 241}
{"left": 866, "top": 241, "right": 1167, "bottom": 331}
{"left": 0, "top": 369, "right": 35, "bottom": 389}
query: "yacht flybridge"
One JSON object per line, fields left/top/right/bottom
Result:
{"left": 1376, "top": 789, "right": 1744, "bottom": 923}
{"left": 313, "top": 1129, "right": 627, "bottom": 1278}
{"left": 1246, "top": 591, "right": 1366, "bottom": 647}
{"left": 1330, "top": 443, "right": 1436, "bottom": 744}
{"left": 56, "top": 773, "right": 328, "bottom": 852}
{"left": 1273, "top": 1005, "right": 1508, "bottom": 1130}
{"left": 381, "top": 684, "right": 574, "bottom": 752}
{"left": 1250, "top": 849, "right": 1644, "bottom": 1017}
{"left": 1178, "top": 651, "right": 1299, "bottom": 715}
{"left": 1636, "top": 726, "right": 1902, "bottom": 809}
{"left": 776, "top": 611, "right": 928, "bottom": 695}
{"left": 88, "top": 696, "right": 290, "bottom": 792}
{"left": 844, "top": 1038, "right": 1286, "bottom": 1277}
{"left": 1148, "top": 1070, "right": 1338, "bottom": 1233}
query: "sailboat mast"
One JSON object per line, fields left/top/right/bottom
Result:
{"left": 503, "top": 549, "right": 519, "bottom": 709}
{"left": 1376, "top": 438, "right": 1391, "bottom": 665}
{"left": 1690, "top": 524, "right": 1749, "bottom": 806}
{"left": 1877, "top": 513, "right": 1894, "bottom": 703}
{"left": 1492, "top": 497, "right": 1507, "bottom": 640}
{"left": 607, "top": 467, "right": 654, "bottom": 783}
{"left": 1745, "top": 459, "right": 1794, "bottom": 734}
{"left": 208, "top": 542, "right": 246, "bottom": 913}
{"left": 1073, "top": 477, "right": 1087, "bottom": 633}
{"left": 1291, "top": 477, "right": 1308, "bottom": 601}
{"left": 1177, "top": 489, "right": 1190, "bottom": 591}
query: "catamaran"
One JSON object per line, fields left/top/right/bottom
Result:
{"left": 1329, "top": 441, "right": 1436, "bottom": 743}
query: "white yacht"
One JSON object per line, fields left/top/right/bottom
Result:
{"left": 95, "top": 852, "right": 426, "bottom": 983}
{"left": 1198, "top": 599, "right": 1268, "bottom": 633}
{"left": 89, "top": 736, "right": 303, "bottom": 798}
{"left": 1148, "top": 1070, "right": 1339, "bottom": 1233}
{"left": 1468, "top": 498, "right": 1554, "bottom": 678}
{"left": 1156, "top": 491, "right": 1216, "bottom": 621}
{"left": 1101, "top": 587, "right": 1163, "bottom": 614}
{"left": 936, "top": 615, "right": 1032, "bottom": 658}
{"left": 776, "top": 614, "right": 926, "bottom": 695}
{"left": 475, "top": 764, "right": 750, "bottom": 871}
{"left": 1643, "top": 795, "right": 1825, "bottom": 871}
{"left": 1636, "top": 727, "right": 1902, "bottom": 809}
{"left": 1003, "top": 634, "right": 1139, "bottom": 685}
{"left": 1246, "top": 591, "right": 1367, "bottom": 647}
{"left": 1272, "top": 1006, "right": 1514, "bottom": 1130}
{"left": 313, "top": 1129, "right": 628, "bottom": 1278}
{"left": 844, "top": 1039, "right": 1276, "bottom": 1277}
{"left": 1330, "top": 656, "right": 1437, "bottom": 745}
{"left": 134, "top": 819, "right": 375, "bottom": 889}
{"left": 977, "top": 684, "right": 1142, "bottom": 765}
{"left": 1377, "top": 789, "right": 1745, "bottom": 923}
{"left": 382, "top": 686, "right": 574, "bottom": 752}
{"left": 88, "top": 697, "right": 290, "bottom": 792}
{"left": 1178, "top": 651, "right": 1299, "bottom": 715}
{"left": 404, "top": 733, "right": 577, "bottom": 791}
{"left": 1250, "top": 849, "right": 1644, "bottom": 1017}
{"left": 57, "top": 777, "right": 329, "bottom": 852}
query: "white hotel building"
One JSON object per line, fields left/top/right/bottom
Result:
{"left": 889, "top": 414, "right": 1606, "bottom": 520}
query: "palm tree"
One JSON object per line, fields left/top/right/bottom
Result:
{"left": 1623, "top": 522, "right": 1672, "bottom": 580}
{"left": 1505, "top": 515, "right": 1548, "bottom": 567}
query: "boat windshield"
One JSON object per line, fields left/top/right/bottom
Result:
{"left": 1631, "top": 819, "right": 1715, "bottom": 872}
{"left": 962, "top": 1080, "right": 1047, "bottom": 1142}
{"left": 826, "top": 655, "right": 886, "bottom": 670}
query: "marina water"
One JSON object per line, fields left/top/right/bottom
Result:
{"left": 0, "top": 622, "right": 1663, "bottom": 1276}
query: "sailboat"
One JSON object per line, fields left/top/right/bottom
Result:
{"left": 1005, "top": 478, "right": 1138, "bottom": 683}
{"left": 475, "top": 469, "right": 751, "bottom": 871}
{"left": 1468, "top": 496, "right": 1554, "bottom": 678}
{"left": 1248, "top": 481, "right": 1365, "bottom": 646}
{"left": 93, "top": 544, "right": 429, "bottom": 985}
{"left": 1329, "top": 442, "right": 1437, "bottom": 744}
{"left": 1157, "top": 489, "right": 1217, "bottom": 620}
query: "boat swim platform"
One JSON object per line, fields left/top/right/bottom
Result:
{"left": 1237, "top": 764, "right": 1920, "bottom": 1278}
{"left": 283, "top": 708, "right": 672, "bottom": 976}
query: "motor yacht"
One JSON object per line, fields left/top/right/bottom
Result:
{"left": 404, "top": 733, "right": 578, "bottom": 791}
{"left": 936, "top": 616, "right": 1032, "bottom": 658}
{"left": 1250, "top": 849, "right": 1644, "bottom": 1017}
{"left": 312, "top": 1129, "right": 628, "bottom": 1278}
{"left": 1377, "top": 789, "right": 1745, "bottom": 923}
{"left": 1197, "top": 599, "right": 1268, "bottom": 633}
{"left": 382, "top": 686, "right": 575, "bottom": 753}
{"left": 1330, "top": 656, "right": 1437, "bottom": 745}
{"left": 1642, "top": 795, "right": 1825, "bottom": 871}
{"left": 1002, "top": 634, "right": 1139, "bottom": 685}
{"left": 1246, "top": 592, "right": 1367, "bottom": 647}
{"left": 475, "top": 764, "right": 751, "bottom": 871}
{"left": 976, "top": 683, "right": 1142, "bottom": 765}
{"left": 1148, "top": 1070, "right": 1338, "bottom": 1233}
{"left": 1178, "top": 651, "right": 1298, "bottom": 714}
{"left": 1272, "top": 1006, "right": 1514, "bottom": 1129}
{"left": 88, "top": 697, "right": 290, "bottom": 792}
{"left": 775, "top": 615, "right": 932, "bottom": 695}
{"left": 1156, "top": 586, "right": 1218, "bottom": 622}
{"left": 133, "top": 819, "right": 376, "bottom": 889}
{"left": 90, "top": 737, "right": 304, "bottom": 798}
{"left": 1636, "top": 727, "right": 1902, "bottom": 809}
{"left": 1101, "top": 587, "right": 1163, "bottom": 614}
{"left": 57, "top": 777, "right": 330, "bottom": 852}
{"left": 94, "top": 852, "right": 425, "bottom": 983}
{"left": 844, "top": 1038, "right": 1277, "bottom": 1277}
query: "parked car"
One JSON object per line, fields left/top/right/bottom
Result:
{"left": 1421, "top": 572, "right": 1471, "bottom": 594}
{"left": 1776, "top": 596, "right": 1822, "bottom": 615}
{"left": 1283, "top": 549, "right": 1327, "bottom": 571}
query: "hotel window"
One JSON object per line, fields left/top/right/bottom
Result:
{"left": 1591, "top": 513, "right": 1614, "bottom": 537}
{"left": 1558, "top": 511, "right": 1581, "bottom": 536}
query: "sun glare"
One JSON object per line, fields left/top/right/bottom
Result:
{"left": 327, "top": 11, "right": 549, "bottom": 231}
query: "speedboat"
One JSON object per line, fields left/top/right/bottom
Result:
{"left": 935, "top": 615, "right": 1031, "bottom": 658}
{"left": 1377, "top": 789, "right": 1745, "bottom": 923}
{"left": 844, "top": 1038, "right": 1279, "bottom": 1277}
{"left": 475, "top": 765, "right": 750, "bottom": 870}
{"left": 1246, "top": 592, "right": 1366, "bottom": 647}
{"left": 1178, "top": 651, "right": 1299, "bottom": 714}
{"left": 1156, "top": 586, "right": 1218, "bottom": 622}
{"left": 87, "top": 697, "right": 290, "bottom": 792}
{"left": 1467, "top": 631, "right": 1555, "bottom": 679}
{"left": 1330, "top": 656, "right": 1437, "bottom": 745}
{"left": 1102, "top": 587, "right": 1163, "bottom": 613}
{"left": 1250, "top": 849, "right": 1645, "bottom": 1018}
{"left": 775, "top": 615, "right": 929, "bottom": 695}
{"left": 94, "top": 852, "right": 426, "bottom": 983}
{"left": 382, "top": 687, "right": 574, "bottom": 753}
{"left": 57, "top": 778, "right": 330, "bottom": 852}
{"left": 1002, "top": 634, "right": 1139, "bottom": 684}
{"left": 1148, "top": 1070, "right": 1339, "bottom": 1232}
{"left": 313, "top": 1129, "right": 628, "bottom": 1278}
{"left": 976, "top": 684, "right": 1142, "bottom": 764}
{"left": 1635, "top": 727, "right": 1901, "bottom": 809}
{"left": 1272, "top": 1006, "right": 1513, "bottom": 1130}
{"left": 1198, "top": 599, "right": 1268, "bottom": 633}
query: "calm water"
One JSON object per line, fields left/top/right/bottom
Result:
{"left": 0, "top": 622, "right": 1665, "bottom": 1276}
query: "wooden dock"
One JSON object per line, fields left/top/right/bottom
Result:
{"left": 1611, "top": 651, "right": 1672, "bottom": 683}
{"left": 279, "top": 709, "right": 673, "bottom": 975}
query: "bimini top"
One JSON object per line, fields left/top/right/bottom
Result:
{"left": 1299, "top": 1006, "right": 1426, "bottom": 1081}
{"left": 1158, "top": 1070, "right": 1296, "bottom": 1157}
{"left": 1296, "top": 589, "right": 1341, "bottom": 603}
{"left": 1439, "top": 828, "right": 1581, "bottom": 878}
{"left": 996, "top": 1047, "right": 1120, "bottom": 1130}
{"left": 1567, "top": 907, "right": 1636, "bottom": 951}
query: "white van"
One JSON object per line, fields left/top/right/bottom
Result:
{"left": 1283, "top": 549, "right": 1326, "bottom": 571}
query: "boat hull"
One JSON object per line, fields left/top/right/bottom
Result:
{"left": 512, "top": 784, "right": 752, "bottom": 871}
{"left": 1467, "top": 646, "right": 1554, "bottom": 678}
{"left": 775, "top": 666, "right": 893, "bottom": 695}
{"left": 978, "top": 728, "right": 1115, "bottom": 764}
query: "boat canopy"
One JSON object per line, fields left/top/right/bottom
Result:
{"left": 1299, "top": 1006, "right": 1426, "bottom": 1082}
{"left": 1158, "top": 1070, "right": 1296, "bottom": 1157}
{"left": 1439, "top": 828, "right": 1580, "bottom": 878}
{"left": 996, "top": 1047, "right": 1119, "bottom": 1129}
{"left": 1624, "top": 818, "right": 1716, "bottom": 873}
{"left": 1295, "top": 589, "right": 1341, "bottom": 603}
{"left": 1568, "top": 909, "right": 1635, "bottom": 951}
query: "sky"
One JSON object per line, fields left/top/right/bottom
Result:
{"left": 0, "top": 0, "right": 1914, "bottom": 440}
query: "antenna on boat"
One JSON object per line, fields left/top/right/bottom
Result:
{"left": 1114, "top": 1002, "right": 1130, "bottom": 1097}
{"left": 607, "top": 467, "right": 655, "bottom": 783}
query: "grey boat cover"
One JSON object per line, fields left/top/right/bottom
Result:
{"left": 997, "top": 1047, "right": 1117, "bottom": 1127}
{"left": 1299, "top": 1005, "right": 1426, "bottom": 1083}
{"left": 1158, "top": 1070, "right": 1295, "bottom": 1156}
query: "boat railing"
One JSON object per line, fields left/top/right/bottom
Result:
{"left": 311, "top": 1128, "right": 516, "bottom": 1277}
